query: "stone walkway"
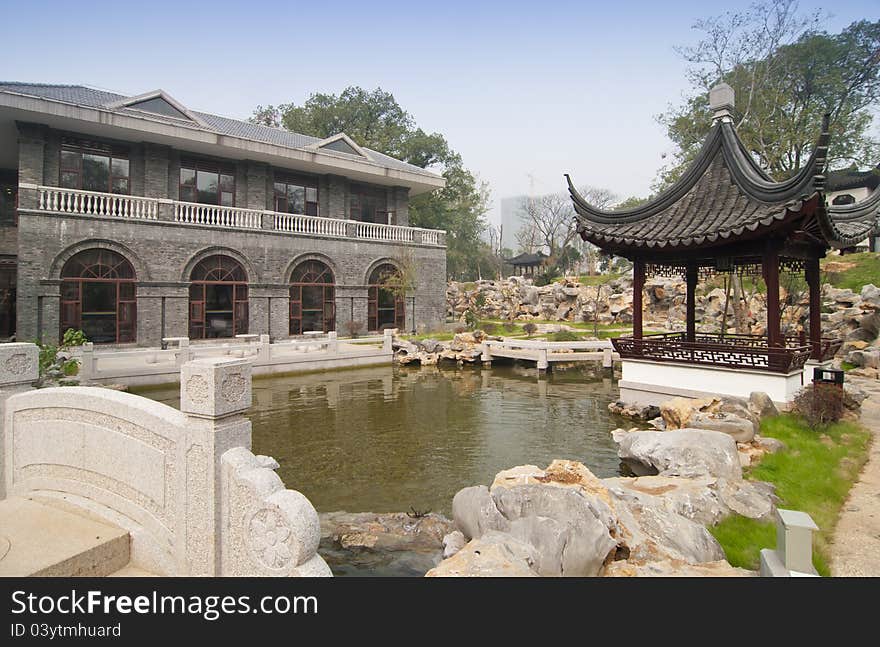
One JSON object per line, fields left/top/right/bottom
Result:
{"left": 829, "top": 376, "right": 880, "bottom": 577}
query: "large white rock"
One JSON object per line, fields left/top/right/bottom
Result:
{"left": 615, "top": 429, "right": 742, "bottom": 481}
{"left": 425, "top": 531, "right": 538, "bottom": 577}
{"left": 452, "top": 485, "right": 510, "bottom": 540}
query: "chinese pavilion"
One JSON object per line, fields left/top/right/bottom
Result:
{"left": 566, "top": 84, "right": 880, "bottom": 404}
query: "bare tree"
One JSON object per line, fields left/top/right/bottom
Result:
{"left": 518, "top": 187, "right": 617, "bottom": 259}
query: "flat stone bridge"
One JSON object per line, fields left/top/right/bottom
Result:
{"left": 480, "top": 338, "right": 619, "bottom": 371}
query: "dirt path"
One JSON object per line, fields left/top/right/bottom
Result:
{"left": 829, "top": 376, "right": 880, "bottom": 577}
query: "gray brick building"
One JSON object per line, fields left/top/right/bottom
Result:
{"left": 0, "top": 84, "right": 447, "bottom": 346}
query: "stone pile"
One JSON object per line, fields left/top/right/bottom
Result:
{"left": 446, "top": 276, "right": 880, "bottom": 361}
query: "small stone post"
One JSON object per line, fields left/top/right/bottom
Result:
{"left": 174, "top": 338, "right": 191, "bottom": 368}
{"left": 0, "top": 343, "right": 40, "bottom": 500}
{"left": 80, "top": 342, "right": 96, "bottom": 381}
{"left": 179, "top": 357, "right": 253, "bottom": 575}
{"left": 327, "top": 331, "right": 338, "bottom": 354}
{"left": 480, "top": 342, "right": 492, "bottom": 365}
{"left": 760, "top": 508, "right": 819, "bottom": 576}
{"left": 383, "top": 328, "right": 394, "bottom": 353}
{"left": 602, "top": 347, "right": 613, "bottom": 369}
{"left": 537, "top": 347, "right": 549, "bottom": 371}
{"left": 258, "top": 334, "right": 271, "bottom": 363}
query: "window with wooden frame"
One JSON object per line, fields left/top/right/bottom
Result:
{"left": 60, "top": 249, "right": 137, "bottom": 344}
{"left": 179, "top": 160, "right": 235, "bottom": 206}
{"left": 289, "top": 260, "right": 335, "bottom": 335}
{"left": 60, "top": 139, "right": 130, "bottom": 195}
{"left": 274, "top": 174, "right": 319, "bottom": 216}
{"left": 368, "top": 263, "right": 405, "bottom": 331}
{"left": 349, "top": 185, "right": 392, "bottom": 224}
{"left": 188, "top": 255, "right": 248, "bottom": 339}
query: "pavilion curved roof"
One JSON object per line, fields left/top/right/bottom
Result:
{"left": 566, "top": 115, "right": 879, "bottom": 254}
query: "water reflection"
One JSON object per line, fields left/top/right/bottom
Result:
{"left": 137, "top": 364, "right": 626, "bottom": 515}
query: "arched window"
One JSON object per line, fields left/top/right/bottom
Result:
{"left": 368, "top": 263, "right": 404, "bottom": 331}
{"left": 290, "top": 260, "right": 335, "bottom": 334}
{"left": 60, "top": 249, "right": 136, "bottom": 343}
{"left": 189, "top": 255, "right": 248, "bottom": 339}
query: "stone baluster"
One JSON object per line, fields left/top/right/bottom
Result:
{"left": 383, "top": 328, "right": 395, "bottom": 353}
{"left": 174, "top": 338, "right": 191, "bottom": 368}
{"left": 327, "top": 331, "right": 338, "bottom": 355}
{"left": 80, "top": 342, "right": 96, "bottom": 380}
{"left": 0, "top": 343, "right": 40, "bottom": 500}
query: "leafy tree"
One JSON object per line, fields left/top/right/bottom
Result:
{"left": 658, "top": 1, "right": 880, "bottom": 187}
{"left": 252, "top": 87, "right": 491, "bottom": 279}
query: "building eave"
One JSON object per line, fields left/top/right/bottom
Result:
{"left": 0, "top": 90, "right": 446, "bottom": 195}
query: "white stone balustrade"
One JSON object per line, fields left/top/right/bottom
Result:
{"left": 0, "top": 345, "right": 331, "bottom": 577}
{"left": 174, "top": 200, "right": 262, "bottom": 229}
{"left": 36, "top": 185, "right": 159, "bottom": 220}
{"left": 30, "top": 184, "right": 446, "bottom": 246}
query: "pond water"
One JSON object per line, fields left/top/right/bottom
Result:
{"left": 136, "top": 363, "right": 627, "bottom": 516}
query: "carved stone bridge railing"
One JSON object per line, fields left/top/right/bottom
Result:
{"left": 0, "top": 343, "right": 331, "bottom": 577}
{"left": 611, "top": 332, "right": 814, "bottom": 374}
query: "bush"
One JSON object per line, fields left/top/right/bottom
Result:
{"left": 463, "top": 309, "right": 479, "bottom": 330}
{"left": 62, "top": 328, "right": 88, "bottom": 347}
{"left": 481, "top": 322, "right": 498, "bottom": 335}
{"left": 551, "top": 331, "right": 580, "bottom": 342}
{"left": 793, "top": 383, "right": 845, "bottom": 429}
{"left": 343, "top": 320, "right": 365, "bottom": 338}
{"left": 523, "top": 322, "right": 538, "bottom": 337}
{"left": 533, "top": 273, "right": 553, "bottom": 287}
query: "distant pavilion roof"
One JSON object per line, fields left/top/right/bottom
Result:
{"left": 566, "top": 114, "right": 880, "bottom": 258}
{"left": 825, "top": 164, "right": 880, "bottom": 193}
{"left": 506, "top": 251, "right": 548, "bottom": 266}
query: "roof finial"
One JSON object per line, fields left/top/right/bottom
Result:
{"left": 709, "top": 83, "right": 735, "bottom": 123}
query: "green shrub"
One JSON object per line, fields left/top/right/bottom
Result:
{"left": 533, "top": 273, "right": 552, "bottom": 287}
{"left": 464, "top": 309, "right": 479, "bottom": 330}
{"left": 61, "top": 328, "right": 88, "bottom": 347}
{"left": 551, "top": 331, "right": 580, "bottom": 342}
{"left": 523, "top": 322, "right": 538, "bottom": 337}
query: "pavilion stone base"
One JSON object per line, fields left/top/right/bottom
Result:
{"left": 618, "top": 359, "right": 808, "bottom": 409}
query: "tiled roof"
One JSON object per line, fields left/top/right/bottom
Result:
{"left": 567, "top": 116, "right": 879, "bottom": 251}
{"left": 0, "top": 82, "right": 435, "bottom": 177}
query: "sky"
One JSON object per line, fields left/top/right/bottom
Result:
{"left": 1, "top": 0, "right": 878, "bottom": 227}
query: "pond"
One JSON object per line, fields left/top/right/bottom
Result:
{"left": 136, "top": 363, "right": 627, "bottom": 516}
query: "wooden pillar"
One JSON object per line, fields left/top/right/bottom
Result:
{"left": 763, "top": 250, "right": 781, "bottom": 347}
{"left": 806, "top": 256, "right": 822, "bottom": 360}
{"left": 686, "top": 265, "right": 698, "bottom": 343}
{"left": 632, "top": 260, "right": 645, "bottom": 340}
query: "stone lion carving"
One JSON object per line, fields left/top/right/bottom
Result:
{"left": 185, "top": 375, "right": 209, "bottom": 404}
{"left": 247, "top": 507, "right": 294, "bottom": 569}
{"left": 220, "top": 373, "right": 247, "bottom": 404}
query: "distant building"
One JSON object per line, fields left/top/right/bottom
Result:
{"left": 825, "top": 165, "right": 879, "bottom": 252}
{"left": 500, "top": 195, "right": 527, "bottom": 251}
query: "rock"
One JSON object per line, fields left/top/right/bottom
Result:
{"left": 608, "top": 400, "right": 661, "bottom": 420}
{"left": 319, "top": 511, "right": 454, "bottom": 552}
{"left": 607, "top": 485, "right": 725, "bottom": 564}
{"left": 716, "top": 479, "right": 775, "bottom": 522}
{"left": 491, "top": 484, "right": 618, "bottom": 576}
{"left": 755, "top": 435, "right": 785, "bottom": 453}
{"left": 615, "top": 429, "right": 742, "bottom": 481}
{"left": 861, "top": 284, "right": 880, "bottom": 310}
{"left": 604, "top": 475, "right": 727, "bottom": 526}
{"left": 442, "top": 530, "right": 466, "bottom": 558}
{"left": 859, "top": 312, "right": 880, "bottom": 338}
{"left": 417, "top": 338, "right": 441, "bottom": 353}
{"left": 689, "top": 411, "right": 756, "bottom": 443}
{"left": 604, "top": 559, "right": 755, "bottom": 577}
{"left": 749, "top": 391, "right": 778, "bottom": 419}
{"left": 452, "top": 485, "right": 510, "bottom": 540}
{"left": 425, "top": 531, "right": 538, "bottom": 577}
{"left": 660, "top": 396, "right": 718, "bottom": 429}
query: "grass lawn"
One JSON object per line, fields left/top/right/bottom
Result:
{"left": 550, "top": 273, "right": 622, "bottom": 286}
{"left": 709, "top": 413, "right": 871, "bottom": 575}
{"left": 821, "top": 252, "right": 880, "bottom": 292}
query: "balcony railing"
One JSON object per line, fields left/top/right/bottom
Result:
{"left": 27, "top": 185, "right": 445, "bottom": 246}
{"left": 37, "top": 186, "right": 159, "bottom": 220}
{"left": 611, "top": 331, "right": 816, "bottom": 373}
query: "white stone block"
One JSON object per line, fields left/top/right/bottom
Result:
{"left": 0, "top": 343, "right": 39, "bottom": 387}
{"left": 180, "top": 357, "right": 252, "bottom": 419}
